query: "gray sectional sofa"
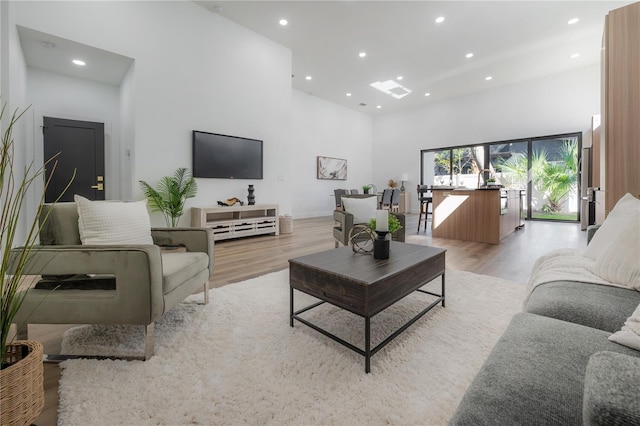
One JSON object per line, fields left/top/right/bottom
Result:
{"left": 451, "top": 227, "right": 640, "bottom": 425}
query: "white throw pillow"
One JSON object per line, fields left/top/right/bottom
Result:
{"left": 75, "top": 195, "right": 154, "bottom": 245}
{"left": 342, "top": 196, "right": 378, "bottom": 224}
{"left": 591, "top": 218, "right": 640, "bottom": 290}
{"left": 583, "top": 193, "right": 640, "bottom": 260}
{"left": 609, "top": 303, "right": 640, "bottom": 351}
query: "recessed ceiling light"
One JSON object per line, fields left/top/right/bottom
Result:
{"left": 424, "top": 92, "right": 431, "bottom": 97}
{"left": 571, "top": 53, "right": 580, "bottom": 59}
{"left": 435, "top": 16, "right": 445, "bottom": 24}
{"left": 397, "top": 76, "right": 404, "bottom": 81}
{"left": 568, "top": 18, "right": 579, "bottom": 25}
{"left": 485, "top": 76, "right": 493, "bottom": 81}
{"left": 279, "top": 19, "right": 288, "bottom": 26}
{"left": 377, "top": 105, "right": 382, "bottom": 109}
{"left": 359, "top": 52, "right": 367, "bottom": 58}
{"left": 40, "top": 41, "right": 56, "bottom": 49}
{"left": 72, "top": 59, "right": 86, "bottom": 66}
{"left": 346, "top": 93, "right": 352, "bottom": 97}
{"left": 465, "top": 53, "right": 474, "bottom": 59}
{"left": 305, "top": 75, "right": 312, "bottom": 80}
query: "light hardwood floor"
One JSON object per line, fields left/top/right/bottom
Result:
{"left": 30, "top": 215, "right": 587, "bottom": 425}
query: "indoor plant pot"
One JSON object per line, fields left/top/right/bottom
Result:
{"left": 0, "top": 341, "right": 44, "bottom": 426}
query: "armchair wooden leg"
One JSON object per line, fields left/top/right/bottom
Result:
{"left": 202, "top": 281, "right": 209, "bottom": 305}
{"left": 144, "top": 323, "right": 155, "bottom": 361}
{"left": 16, "top": 323, "right": 28, "bottom": 340}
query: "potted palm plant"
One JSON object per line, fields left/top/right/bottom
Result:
{"left": 139, "top": 167, "right": 198, "bottom": 227}
{"left": 1, "top": 103, "right": 52, "bottom": 426}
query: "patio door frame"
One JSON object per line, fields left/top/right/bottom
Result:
{"left": 420, "top": 131, "right": 582, "bottom": 223}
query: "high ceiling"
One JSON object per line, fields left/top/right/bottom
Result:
{"left": 198, "top": 1, "right": 631, "bottom": 115}
{"left": 18, "top": 1, "right": 632, "bottom": 117}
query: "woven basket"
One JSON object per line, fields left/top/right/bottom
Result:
{"left": 279, "top": 215, "right": 293, "bottom": 234}
{"left": 0, "top": 341, "right": 45, "bottom": 426}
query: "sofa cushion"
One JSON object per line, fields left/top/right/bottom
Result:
{"left": 583, "top": 351, "right": 640, "bottom": 426}
{"left": 450, "top": 313, "right": 640, "bottom": 426}
{"left": 524, "top": 281, "right": 640, "bottom": 333}
{"left": 39, "top": 202, "right": 82, "bottom": 245}
{"left": 341, "top": 196, "right": 377, "bottom": 224}
{"left": 75, "top": 195, "right": 154, "bottom": 245}
{"left": 590, "top": 218, "right": 640, "bottom": 290}
{"left": 583, "top": 193, "right": 639, "bottom": 260}
{"left": 609, "top": 303, "right": 640, "bottom": 351}
{"left": 161, "top": 252, "right": 209, "bottom": 294}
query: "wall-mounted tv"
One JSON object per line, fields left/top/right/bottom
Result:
{"left": 192, "top": 130, "right": 263, "bottom": 179}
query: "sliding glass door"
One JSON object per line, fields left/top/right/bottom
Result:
{"left": 529, "top": 136, "right": 579, "bottom": 221}
{"left": 421, "top": 132, "right": 581, "bottom": 222}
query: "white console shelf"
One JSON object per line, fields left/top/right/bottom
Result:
{"left": 191, "top": 204, "right": 279, "bottom": 241}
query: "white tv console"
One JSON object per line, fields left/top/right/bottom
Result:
{"left": 191, "top": 204, "right": 279, "bottom": 241}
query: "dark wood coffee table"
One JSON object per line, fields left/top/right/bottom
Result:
{"left": 289, "top": 242, "right": 446, "bottom": 373}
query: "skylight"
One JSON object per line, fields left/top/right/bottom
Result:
{"left": 369, "top": 80, "right": 412, "bottom": 99}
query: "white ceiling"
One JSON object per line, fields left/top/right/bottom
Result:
{"left": 198, "top": 0, "right": 632, "bottom": 115}
{"left": 17, "top": 1, "right": 632, "bottom": 116}
{"left": 18, "top": 26, "right": 133, "bottom": 87}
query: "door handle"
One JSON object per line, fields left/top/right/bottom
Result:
{"left": 91, "top": 183, "right": 104, "bottom": 191}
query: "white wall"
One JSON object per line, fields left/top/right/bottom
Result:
{"left": 26, "top": 68, "right": 122, "bottom": 199}
{"left": 12, "top": 1, "right": 293, "bottom": 226}
{"left": 119, "top": 63, "right": 135, "bottom": 201}
{"left": 1, "top": 0, "right": 31, "bottom": 241}
{"left": 292, "top": 90, "right": 373, "bottom": 218}
{"left": 372, "top": 64, "right": 600, "bottom": 212}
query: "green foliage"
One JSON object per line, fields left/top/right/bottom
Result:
{"left": 362, "top": 185, "right": 372, "bottom": 192}
{"left": 434, "top": 148, "right": 481, "bottom": 176}
{"left": 1, "top": 102, "right": 71, "bottom": 363}
{"left": 497, "top": 139, "right": 578, "bottom": 213}
{"left": 139, "top": 168, "right": 198, "bottom": 227}
{"left": 368, "top": 213, "right": 403, "bottom": 234}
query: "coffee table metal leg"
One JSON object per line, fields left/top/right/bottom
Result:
{"left": 365, "top": 316, "right": 371, "bottom": 373}
{"left": 290, "top": 285, "right": 294, "bottom": 327}
{"left": 441, "top": 273, "right": 446, "bottom": 307}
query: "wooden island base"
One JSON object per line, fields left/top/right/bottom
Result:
{"left": 431, "top": 188, "right": 522, "bottom": 244}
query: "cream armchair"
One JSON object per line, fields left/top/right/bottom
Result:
{"left": 11, "top": 202, "right": 214, "bottom": 360}
{"left": 333, "top": 194, "right": 406, "bottom": 248}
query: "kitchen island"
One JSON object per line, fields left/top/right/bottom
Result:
{"left": 431, "top": 187, "right": 523, "bottom": 244}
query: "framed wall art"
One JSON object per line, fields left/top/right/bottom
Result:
{"left": 317, "top": 156, "right": 347, "bottom": 180}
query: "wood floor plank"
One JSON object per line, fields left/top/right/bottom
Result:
{"left": 29, "top": 215, "right": 586, "bottom": 426}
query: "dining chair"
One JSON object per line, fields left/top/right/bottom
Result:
{"left": 334, "top": 189, "right": 348, "bottom": 209}
{"left": 350, "top": 189, "right": 359, "bottom": 194}
{"left": 390, "top": 189, "right": 401, "bottom": 212}
{"left": 380, "top": 188, "right": 393, "bottom": 209}
{"left": 417, "top": 185, "right": 432, "bottom": 232}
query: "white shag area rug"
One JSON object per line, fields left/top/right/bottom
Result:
{"left": 58, "top": 269, "right": 526, "bottom": 426}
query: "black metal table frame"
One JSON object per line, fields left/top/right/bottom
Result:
{"left": 290, "top": 273, "right": 445, "bottom": 373}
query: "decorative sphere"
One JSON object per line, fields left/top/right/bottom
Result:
{"left": 349, "top": 225, "right": 375, "bottom": 254}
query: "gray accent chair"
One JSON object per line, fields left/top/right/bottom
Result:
{"left": 333, "top": 194, "right": 406, "bottom": 248}
{"left": 11, "top": 202, "right": 214, "bottom": 360}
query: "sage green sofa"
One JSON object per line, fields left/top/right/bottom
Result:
{"left": 13, "top": 202, "right": 214, "bottom": 360}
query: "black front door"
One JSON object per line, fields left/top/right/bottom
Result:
{"left": 43, "top": 117, "right": 105, "bottom": 202}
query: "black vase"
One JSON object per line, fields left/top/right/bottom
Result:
{"left": 247, "top": 185, "right": 255, "bottom": 205}
{"left": 374, "top": 231, "right": 390, "bottom": 259}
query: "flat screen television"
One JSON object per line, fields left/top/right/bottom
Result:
{"left": 192, "top": 130, "right": 263, "bottom": 179}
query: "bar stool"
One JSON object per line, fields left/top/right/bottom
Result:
{"left": 417, "top": 185, "right": 432, "bottom": 232}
